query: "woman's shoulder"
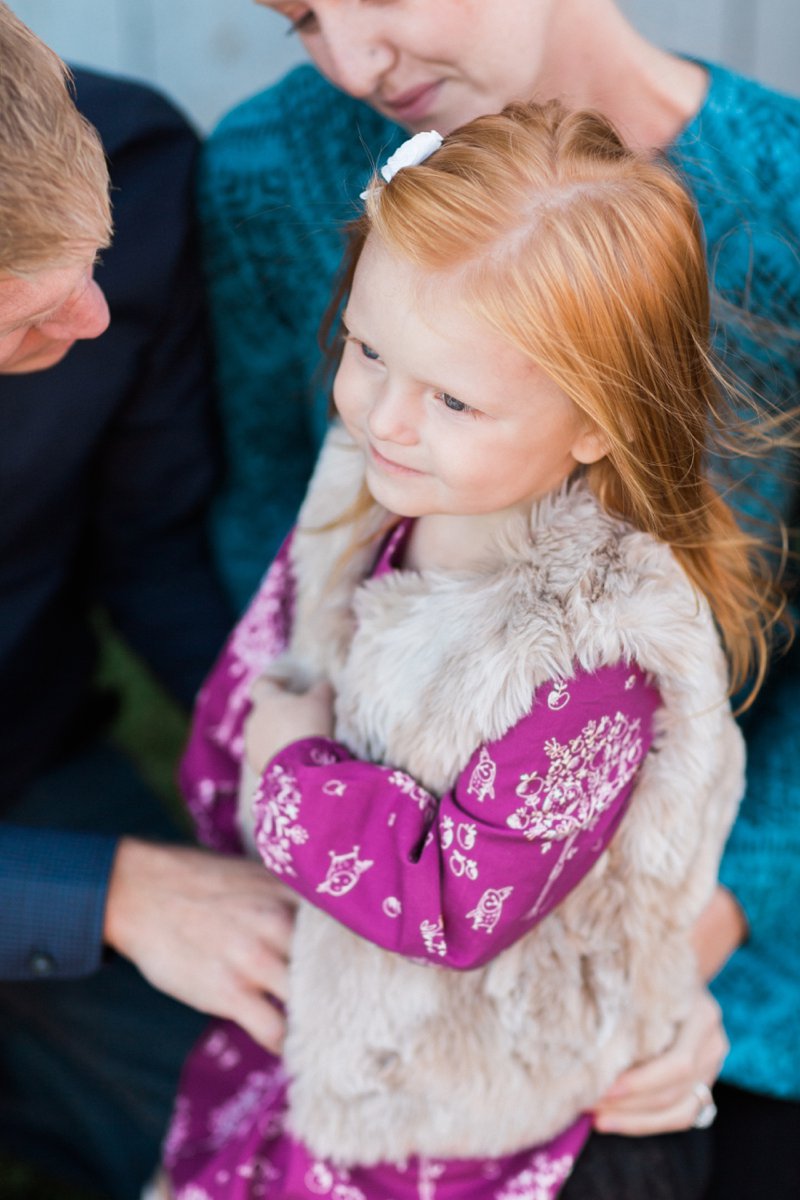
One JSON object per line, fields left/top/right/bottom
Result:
{"left": 202, "top": 65, "right": 401, "bottom": 192}
{"left": 674, "top": 59, "right": 800, "bottom": 222}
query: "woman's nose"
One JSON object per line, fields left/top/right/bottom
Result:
{"left": 320, "top": 13, "right": 397, "bottom": 99}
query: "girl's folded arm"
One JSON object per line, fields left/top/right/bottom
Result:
{"left": 252, "top": 662, "right": 660, "bottom": 969}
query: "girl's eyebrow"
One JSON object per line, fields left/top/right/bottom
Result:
{"left": 340, "top": 310, "right": 358, "bottom": 336}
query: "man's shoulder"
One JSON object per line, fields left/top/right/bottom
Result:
{"left": 69, "top": 66, "right": 198, "bottom": 158}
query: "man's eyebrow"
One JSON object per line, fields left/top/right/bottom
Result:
{"left": 0, "top": 303, "right": 57, "bottom": 334}
{"left": 0, "top": 279, "right": 84, "bottom": 331}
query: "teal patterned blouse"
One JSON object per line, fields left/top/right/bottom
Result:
{"left": 199, "top": 61, "right": 800, "bottom": 1100}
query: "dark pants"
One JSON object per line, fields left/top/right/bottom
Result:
{"left": 560, "top": 1128, "right": 712, "bottom": 1199}
{"left": 706, "top": 1082, "right": 800, "bottom": 1199}
{"left": 0, "top": 742, "right": 207, "bottom": 1199}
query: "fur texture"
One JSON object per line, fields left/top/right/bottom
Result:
{"left": 246, "top": 425, "right": 743, "bottom": 1166}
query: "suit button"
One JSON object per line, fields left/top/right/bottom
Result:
{"left": 28, "top": 950, "right": 56, "bottom": 977}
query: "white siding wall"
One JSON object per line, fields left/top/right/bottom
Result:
{"left": 11, "top": 0, "right": 800, "bottom": 131}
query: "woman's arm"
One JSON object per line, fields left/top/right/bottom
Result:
{"left": 199, "top": 119, "right": 318, "bottom": 611}
{"left": 594, "top": 647, "right": 800, "bottom": 1135}
{"left": 247, "top": 662, "right": 661, "bottom": 969}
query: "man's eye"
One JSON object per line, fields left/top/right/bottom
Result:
{"left": 439, "top": 392, "right": 473, "bottom": 414}
{"left": 360, "top": 342, "right": 380, "bottom": 361}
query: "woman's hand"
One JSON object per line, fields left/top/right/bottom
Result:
{"left": 592, "top": 988, "right": 728, "bottom": 1135}
{"left": 691, "top": 884, "right": 748, "bottom": 982}
{"left": 592, "top": 885, "right": 745, "bottom": 1135}
{"left": 244, "top": 675, "right": 335, "bottom": 774}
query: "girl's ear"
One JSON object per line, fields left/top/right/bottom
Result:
{"left": 571, "top": 423, "right": 610, "bottom": 466}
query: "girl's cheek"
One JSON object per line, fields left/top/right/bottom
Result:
{"left": 333, "top": 365, "right": 360, "bottom": 423}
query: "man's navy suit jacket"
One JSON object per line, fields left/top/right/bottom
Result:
{"left": 0, "top": 69, "right": 232, "bottom": 980}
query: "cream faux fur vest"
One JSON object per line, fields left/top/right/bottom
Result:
{"left": 242, "top": 425, "right": 744, "bottom": 1167}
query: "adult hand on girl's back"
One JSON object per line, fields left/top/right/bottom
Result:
{"left": 591, "top": 988, "right": 728, "bottom": 1134}
{"left": 105, "top": 839, "right": 297, "bottom": 1053}
{"left": 245, "top": 675, "right": 335, "bottom": 774}
{"left": 592, "top": 882, "right": 744, "bottom": 1133}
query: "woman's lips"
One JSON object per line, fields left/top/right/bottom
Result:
{"left": 382, "top": 81, "right": 441, "bottom": 124}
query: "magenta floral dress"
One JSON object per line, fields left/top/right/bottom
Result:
{"left": 164, "top": 528, "right": 660, "bottom": 1200}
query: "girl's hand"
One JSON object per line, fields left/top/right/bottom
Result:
{"left": 245, "top": 675, "right": 335, "bottom": 774}
{"left": 592, "top": 988, "right": 728, "bottom": 1135}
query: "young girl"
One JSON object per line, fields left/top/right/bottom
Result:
{"left": 161, "top": 102, "right": 785, "bottom": 1200}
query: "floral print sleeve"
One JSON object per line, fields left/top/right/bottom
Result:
{"left": 253, "top": 664, "right": 660, "bottom": 969}
{"left": 180, "top": 533, "right": 296, "bottom": 853}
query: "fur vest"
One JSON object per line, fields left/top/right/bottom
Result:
{"left": 243, "top": 425, "right": 744, "bottom": 1166}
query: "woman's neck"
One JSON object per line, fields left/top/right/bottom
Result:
{"left": 542, "top": 0, "right": 709, "bottom": 153}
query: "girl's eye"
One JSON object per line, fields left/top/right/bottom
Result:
{"left": 438, "top": 392, "right": 474, "bottom": 415}
{"left": 360, "top": 342, "right": 380, "bottom": 361}
{"left": 286, "top": 10, "right": 318, "bottom": 36}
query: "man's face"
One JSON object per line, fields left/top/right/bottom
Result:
{"left": 0, "top": 260, "right": 110, "bottom": 374}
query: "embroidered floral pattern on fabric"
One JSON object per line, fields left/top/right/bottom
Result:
{"left": 387, "top": 769, "right": 435, "bottom": 812}
{"left": 310, "top": 745, "right": 341, "bottom": 766}
{"left": 208, "top": 1067, "right": 285, "bottom": 1149}
{"left": 304, "top": 1162, "right": 367, "bottom": 1200}
{"left": 162, "top": 1095, "right": 191, "bottom": 1166}
{"left": 467, "top": 887, "right": 514, "bottom": 933}
{"left": 254, "top": 762, "right": 309, "bottom": 875}
{"left": 417, "top": 1158, "right": 447, "bottom": 1200}
{"left": 322, "top": 779, "right": 348, "bottom": 797}
{"left": 214, "top": 550, "right": 294, "bottom": 753}
{"left": 546, "top": 680, "right": 571, "bottom": 712}
{"left": 507, "top": 712, "right": 644, "bottom": 841}
{"left": 420, "top": 917, "right": 448, "bottom": 957}
{"left": 467, "top": 746, "right": 497, "bottom": 802}
{"left": 441, "top": 817, "right": 479, "bottom": 879}
{"left": 495, "top": 1151, "right": 575, "bottom": 1199}
{"left": 189, "top": 778, "right": 238, "bottom": 852}
{"left": 316, "top": 847, "right": 374, "bottom": 897}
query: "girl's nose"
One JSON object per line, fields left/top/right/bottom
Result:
{"left": 367, "top": 385, "right": 418, "bottom": 445}
{"left": 320, "top": 13, "right": 397, "bottom": 99}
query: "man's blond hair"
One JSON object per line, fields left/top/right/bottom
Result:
{"left": 0, "top": 2, "right": 112, "bottom": 274}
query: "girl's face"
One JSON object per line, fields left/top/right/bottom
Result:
{"left": 333, "top": 235, "right": 606, "bottom": 522}
{"left": 258, "top": 0, "right": 559, "bottom": 133}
